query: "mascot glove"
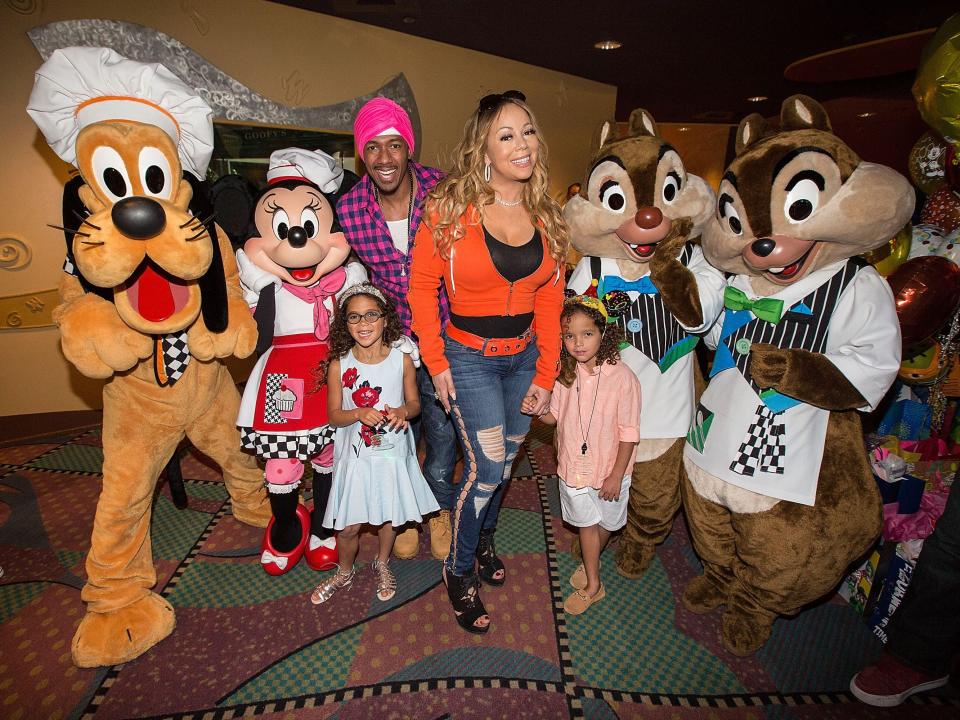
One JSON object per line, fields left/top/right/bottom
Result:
{"left": 55, "top": 293, "right": 153, "bottom": 378}
{"left": 236, "top": 249, "right": 281, "bottom": 306}
{"left": 338, "top": 261, "right": 370, "bottom": 299}
{"left": 187, "top": 296, "right": 258, "bottom": 361}
{"left": 748, "top": 343, "right": 788, "bottom": 390}
{"left": 392, "top": 335, "right": 421, "bottom": 368}
{"left": 648, "top": 218, "right": 694, "bottom": 279}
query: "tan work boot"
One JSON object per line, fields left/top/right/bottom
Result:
{"left": 393, "top": 525, "right": 419, "bottom": 559}
{"left": 429, "top": 510, "right": 452, "bottom": 560}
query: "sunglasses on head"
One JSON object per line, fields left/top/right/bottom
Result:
{"left": 478, "top": 90, "right": 526, "bottom": 116}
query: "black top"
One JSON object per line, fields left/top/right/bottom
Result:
{"left": 449, "top": 225, "right": 543, "bottom": 339}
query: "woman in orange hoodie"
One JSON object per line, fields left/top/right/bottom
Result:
{"left": 409, "top": 91, "right": 567, "bottom": 633}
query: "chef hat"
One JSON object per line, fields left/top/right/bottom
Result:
{"left": 26, "top": 46, "right": 214, "bottom": 178}
{"left": 265, "top": 148, "right": 344, "bottom": 193}
{"left": 353, "top": 97, "right": 415, "bottom": 156}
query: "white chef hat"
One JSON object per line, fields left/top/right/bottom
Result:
{"left": 265, "top": 148, "right": 344, "bottom": 193}
{"left": 26, "top": 46, "right": 215, "bottom": 178}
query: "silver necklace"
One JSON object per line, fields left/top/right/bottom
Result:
{"left": 374, "top": 170, "right": 415, "bottom": 240}
{"left": 494, "top": 193, "right": 523, "bottom": 207}
{"left": 575, "top": 366, "right": 601, "bottom": 455}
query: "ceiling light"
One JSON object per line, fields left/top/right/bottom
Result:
{"left": 857, "top": 111, "right": 877, "bottom": 118}
{"left": 594, "top": 40, "right": 622, "bottom": 50}
{"left": 402, "top": 16, "right": 416, "bottom": 24}
{"left": 747, "top": 96, "right": 768, "bottom": 103}
{"left": 678, "top": 126, "right": 690, "bottom": 132}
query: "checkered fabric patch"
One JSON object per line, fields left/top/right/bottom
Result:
{"left": 262, "top": 373, "right": 287, "bottom": 424}
{"left": 160, "top": 332, "right": 191, "bottom": 385}
{"left": 238, "top": 426, "right": 334, "bottom": 460}
{"left": 729, "top": 404, "right": 786, "bottom": 477}
{"left": 62, "top": 255, "right": 76, "bottom": 276}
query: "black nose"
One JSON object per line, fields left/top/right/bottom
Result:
{"left": 111, "top": 197, "right": 166, "bottom": 239}
{"left": 751, "top": 238, "right": 776, "bottom": 257}
{"left": 287, "top": 226, "right": 308, "bottom": 248}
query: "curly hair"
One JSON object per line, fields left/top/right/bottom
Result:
{"left": 316, "top": 290, "right": 403, "bottom": 386}
{"left": 424, "top": 94, "right": 568, "bottom": 264}
{"left": 557, "top": 304, "right": 623, "bottom": 388}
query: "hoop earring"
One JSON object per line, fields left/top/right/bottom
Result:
{"left": 483, "top": 162, "right": 492, "bottom": 183}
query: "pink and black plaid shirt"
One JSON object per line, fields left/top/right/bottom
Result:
{"left": 337, "top": 161, "right": 448, "bottom": 335}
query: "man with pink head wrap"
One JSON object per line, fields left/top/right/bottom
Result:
{"left": 337, "top": 97, "right": 456, "bottom": 561}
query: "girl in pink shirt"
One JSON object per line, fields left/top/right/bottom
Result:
{"left": 537, "top": 295, "right": 640, "bottom": 614}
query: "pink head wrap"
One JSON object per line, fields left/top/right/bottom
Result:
{"left": 354, "top": 97, "right": 415, "bottom": 156}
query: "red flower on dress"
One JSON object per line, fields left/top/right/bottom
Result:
{"left": 342, "top": 367, "right": 359, "bottom": 389}
{"left": 351, "top": 380, "right": 381, "bottom": 408}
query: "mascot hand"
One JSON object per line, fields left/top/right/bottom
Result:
{"left": 649, "top": 217, "right": 693, "bottom": 281}
{"left": 55, "top": 293, "right": 153, "bottom": 378}
{"left": 236, "top": 249, "right": 280, "bottom": 306}
{"left": 188, "top": 296, "right": 258, "bottom": 361}
{"left": 749, "top": 343, "right": 788, "bottom": 390}
{"left": 392, "top": 335, "right": 421, "bottom": 368}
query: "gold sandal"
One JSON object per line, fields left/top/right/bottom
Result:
{"left": 310, "top": 566, "right": 355, "bottom": 605}
{"left": 372, "top": 558, "right": 397, "bottom": 602}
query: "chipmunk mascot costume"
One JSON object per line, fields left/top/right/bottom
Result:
{"left": 564, "top": 110, "right": 725, "bottom": 577}
{"left": 235, "top": 148, "right": 366, "bottom": 576}
{"left": 682, "top": 95, "right": 912, "bottom": 656}
{"left": 27, "top": 47, "right": 270, "bottom": 668}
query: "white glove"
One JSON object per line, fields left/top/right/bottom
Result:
{"left": 236, "top": 249, "right": 280, "bottom": 306}
{"left": 392, "top": 334, "right": 421, "bottom": 368}
{"left": 337, "top": 261, "right": 369, "bottom": 300}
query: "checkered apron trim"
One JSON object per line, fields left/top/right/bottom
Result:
{"left": 729, "top": 403, "right": 786, "bottom": 477}
{"left": 155, "top": 332, "right": 190, "bottom": 386}
{"left": 238, "top": 425, "right": 335, "bottom": 460}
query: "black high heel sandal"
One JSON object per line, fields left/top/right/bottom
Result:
{"left": 477, "top": 529, "right": 505, "bottom": 587}
{"left": 443, "top": 567, "right": 490, "bottom": 634}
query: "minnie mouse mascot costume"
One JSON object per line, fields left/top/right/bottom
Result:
{"left": 236, "top": 148, "right": 366, "bottom": 575}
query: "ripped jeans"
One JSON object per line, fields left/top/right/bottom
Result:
{"left": 443, "top": 334, "right": 538, "bottom": 575}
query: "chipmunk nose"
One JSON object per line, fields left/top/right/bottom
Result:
{"left": 111, "top": 197, "right": 166, "bottom": 239}
{"left": 635, "top": 206, "right": 663, "bottom": 229}
{"left": 751, "top": 238, "right": 776, "bottom": 257}
{"left": 287, "top": 226, "right": 308, "bottom": 248}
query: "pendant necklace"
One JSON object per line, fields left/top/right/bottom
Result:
{"left": 576, "top": 365, "right": 601, "bottom": 454}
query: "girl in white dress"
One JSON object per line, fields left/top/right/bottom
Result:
{"left": 312, "top": 283, "right": 439, "bottom": 605}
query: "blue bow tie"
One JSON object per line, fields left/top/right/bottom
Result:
{"left": 602, "top": 275, "right": 659, "bottom": 295}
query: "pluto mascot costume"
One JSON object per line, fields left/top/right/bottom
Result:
{"left": 682, "top": 95, "right": 911, "bottom": 655}
{"left": 27, "top": 47, "right": 270, "bottom": 667}
{"left": 565, "top": 110, "right": 725, "bottom": 577}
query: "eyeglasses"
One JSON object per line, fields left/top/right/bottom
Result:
{"left": 478, "top": 89, "right": 526, "bottom": 116}
{"left": 346, "top": 310, "right": 386, "bottom": 325}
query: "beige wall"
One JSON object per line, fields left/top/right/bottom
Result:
{"left": 0, "top": 0, "right": 615, "bottom": 417}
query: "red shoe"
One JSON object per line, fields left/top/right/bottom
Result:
{"left": 305, "top": 534, "right": 338, "bottom": 571}
{"left": 260, "top": 504, "right": 310, "bottom": 576}
{"left": 850, "top": 653, "right": 949, "bottom": 707}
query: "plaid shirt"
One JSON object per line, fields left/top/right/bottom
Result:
{"left": 337, "top": 162, "right": 448, "bottom": 335}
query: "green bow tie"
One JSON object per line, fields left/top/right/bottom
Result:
{"left": 724, "top": 286, "right": 784, "bottom": 324}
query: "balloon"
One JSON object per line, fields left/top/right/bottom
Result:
{"left": 867, "top": 223, "right": 913, "bottom": 275}
{"left": 888, "top": 255, "right": 960, "bottom": 349}
{"left": 920, "top": 188, "right": 960, "bottom": 234}
{"left": 913, "top": 13, "right": 960, "bottom": 145}
{"left": 908, "top": 132, "right": 949, "bottom": 194}
{"left": 899, "top": 342, "right": 944, "bottom": 385}
{"left": 946, "top": 142, "right": 960, "bottom": 191}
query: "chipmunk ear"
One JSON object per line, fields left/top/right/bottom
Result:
{"left": 595, "top": 119, "right": 617, "bottom": 151}
{"left": 628, "top": 108, "right": 658, "bottom": 138}
{"left": 781, "top": 94, "right": 832, "bottom": 132}
{"left": 735, "top": 113, "right": 769, "bottom": 156}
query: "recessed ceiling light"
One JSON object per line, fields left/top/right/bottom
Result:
{"left": 678, "top": 126, "right": 690, "bottom": 132}
{"left": 747, "top": 96, "right": 768, "bottom": 103}
{"left": 594, "top": 40, "right": 622, "bottom": 50}
{"left": 857, "top": 111, "right": 877, "bottom": 118}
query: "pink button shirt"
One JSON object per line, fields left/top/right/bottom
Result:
{"left": 550, "top": 361, "right": 641, "bottom": 489}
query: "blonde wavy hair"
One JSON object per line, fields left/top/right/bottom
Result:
{"left": 425, "top": 94, "right": 568, "bottom": 263}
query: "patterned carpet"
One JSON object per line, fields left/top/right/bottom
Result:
{"left": 1, "top": 419, "right": 958, "bottom": 719}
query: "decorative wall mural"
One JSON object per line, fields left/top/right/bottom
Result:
{"left": 27, "top": 19, "right": 422, "bottom": 156}
{"left": 0, "top": 236, "right": 32, "bottom": 271}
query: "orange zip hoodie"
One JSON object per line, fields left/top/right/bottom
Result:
{"left": 408, "top": 208, "right": 563, "bottom": 390}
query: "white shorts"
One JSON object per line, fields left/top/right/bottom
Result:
{"left": 558, "top": 474, "right": 631, "bottom": 531}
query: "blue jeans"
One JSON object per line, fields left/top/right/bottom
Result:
{"left": 414, "top": 363, "right": 457, "bottom": 511}
{"left": 443, "top": 334, "right": 538, "bottom": 575}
